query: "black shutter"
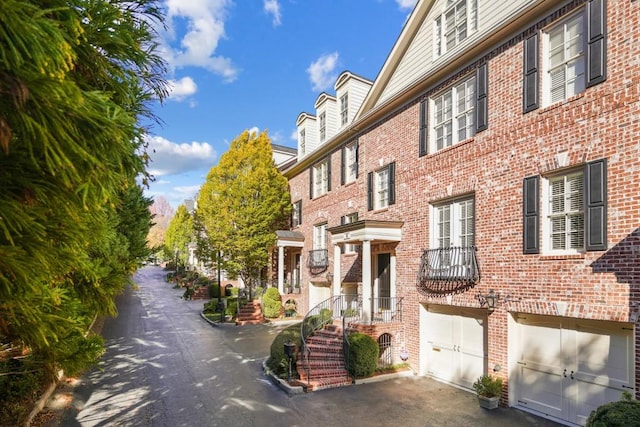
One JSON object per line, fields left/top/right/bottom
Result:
{"left": 354, "top": 139, "right": 359, "bottom": 178}
{"left": 587, "top": 0, "right": 607, "bottom": 87}
{"left": 367, "top": 172, "right": 373, "bottom": 211}
{"left": 476, "top": 63, "right": 488, "bottom": 132}
{"left": 523, "top": 33, "right": 539, "bottom": 113}
{"left": 340, "top": 215, "right": 345, "bottom": 225}
{"left": 388, "top": 162, "right": 396, "bottom": 206}
{"left": 326, "top": 155, "right": 332, "bottom": 192}
{"left": 419, "top": 100, "right": 428, "bottom": 156}
{"left": 309, "top": 167, "right": 313, "bottom": 199}
{"left": 523, "top": 175, "right": 540, "bottom": 254}
{"left": 340, "top": 145, "right": 346, "bottom": 185}
{"left": 297, "top": 200, "right": 302, "bottom": 225}
{"left": 585, "top": 158, "right": 607, "bottom": 251}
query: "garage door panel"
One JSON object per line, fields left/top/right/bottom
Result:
{"left": 518, "top": 365, "right": 564, "bottom": 417}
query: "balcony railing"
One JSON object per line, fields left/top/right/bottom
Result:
{"left": 307, "top": 249, "right": 329, "bottom": 268}
{"left": 418, "top": 246, "right": 480, "bottom": 295}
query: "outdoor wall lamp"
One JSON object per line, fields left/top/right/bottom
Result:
{"left": 477, "top": 289, "right": 502, "bottom": 314}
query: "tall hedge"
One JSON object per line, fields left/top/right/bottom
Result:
{"left": 347, "top": 333, "right": 379, "bottom": 378}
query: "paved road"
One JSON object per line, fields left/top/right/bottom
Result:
{"left": 57, "top": 266, "right": 561, "bottom": 427}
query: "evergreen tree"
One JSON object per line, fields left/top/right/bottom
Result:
{"left": 0, "top": 0, "right": 167, "bottom": 383}
{"left": 197, "top": 130, "right": 291, "bottom": 296}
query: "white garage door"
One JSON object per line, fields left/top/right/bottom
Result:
{"left": 514, "top": 313, "right": 634, "bottom": 426}
{"left": 422, "top": 305, "right": 486, "bottom": 390}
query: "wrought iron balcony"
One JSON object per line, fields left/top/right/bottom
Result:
{"left": 307, "top": 249, "right": 329, "bottom": 268}
{"left": 418, "top": 246, "right": 481, "bottom": 295}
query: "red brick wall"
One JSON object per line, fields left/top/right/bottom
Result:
{"left": 286, "top": 0, "right": 640, "bottom": 394}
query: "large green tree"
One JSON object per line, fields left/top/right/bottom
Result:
{"left": 0, "top": 0, "right": 167, "bottom": 386}
{"left": 197, "top": 130, "right": 291, "bottom": 296}
{"left": 165, "top": 204, "right": 195, "bottom": 267}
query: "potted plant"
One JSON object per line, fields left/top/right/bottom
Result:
{"left": 472, "top": 374, "right": 503, "bottom": 409}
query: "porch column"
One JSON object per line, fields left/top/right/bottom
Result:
{"left": 362, "top": 240, "right": 372, "bottom": 323}
{"left": 278, "top": 245, "right": 284, "bottom": 294}
{"left": 333, "top": 243, "right": 341, "bottom": 296}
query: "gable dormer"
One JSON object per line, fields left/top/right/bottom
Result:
{"left": 296, "top": 112, "right": 317, "bottom": 160}
{"left": 334, "top": 71, "right": 373, "bottom": 131}
{"left": 314, "top": 93, "right": 337, "bottom": 144}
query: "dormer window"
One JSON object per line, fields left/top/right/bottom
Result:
{"left": 319, "top": 112, "right": 326, "bottom": 142}
{"left": 340, "top": 94, "right": 348, "bottom": 126}
{"left": 299, "top": 129, "right": 306, "bottom": 156}
{"left": 434, "top": 0, "right": 477, "bottom": 58}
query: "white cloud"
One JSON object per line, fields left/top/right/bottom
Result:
{"left": 167, "top": 76, "right": 198, "bottom": 101}
{"left": 263, "top": 0, "right": 282, "bottom": 26}
{"left": 161, "top": 0, "right": 239, "bottom": 82}
{"left": 396, "top": 0, "right": 418, "bottom": 10}
{"left": 307, "top": 52, "right": 340, "bottom": 92}
{"left": 145, "top": 135, "right": 217, "bottom": 176}
{"left": 290, "top": 129, "right": 298, "bottom": 141}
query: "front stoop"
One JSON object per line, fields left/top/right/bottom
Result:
{"left": 297, "top": 324, "right": 352, "bottom": 391}
{"left": 235, "top": 300, "right": 264, "bottom": 325}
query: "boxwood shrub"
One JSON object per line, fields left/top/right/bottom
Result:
{"left": 262, "top": 287, "right": 283, "bottom": 319}
{"left": 587, "top": 392, "right": 640, "bottom": 427}
{"left": 347, "top": 332, "right": 379, "bottom": 379}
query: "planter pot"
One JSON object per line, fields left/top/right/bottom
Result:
{"left": 477, "top": 395, "right": 499, "bottom": 410}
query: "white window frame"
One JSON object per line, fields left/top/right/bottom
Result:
{"left": 343, "top": 213, "right": 359, "bottom": 254}
{"left": 340, "top": 93, "right": 349, "bottom": 126}
{"left": 542, "top": 169, "right": 585, "bottom": 254}
{"left": 313, "top": 223, "right": 327, "bottom": 250}
{"left": 292, "top": 201, "right": 301, "bottom": 227}
{"left": 319, "top": 112, "right": 326, "bottom": 142}
{"left": 345, "top": 141, "right": 357, "bottom": 184}
{"left": 431, "top": 75, "right": 476, "bottom": 152}
{"left": 375, "top": 167, "right": 390, "bottom": 210}
{"left": 433, "top": 0, "right": 477, "bottom": 58}
{"left": 542, "top": 10, "right": 586, "bottom": 107}
{"left": 431, "top": 197, "right": 475, "bottom": 249}
{"left": 299, "top": 129, "right": 306, "bottom": 156}
{"left": 313, "top": 160, "right": 328, "bottom": 198}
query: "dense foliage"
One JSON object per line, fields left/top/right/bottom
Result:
{"left": 165, "top": 204, "right": 195, "bottom": 266}
{"left": 197, "top": 130, "right": 291, "bottom": 297}
{"left": 0, "top": 1, "right": 167, "bottom": 418}
{"left": 587, "top": 392, "right": 640, "bottom": 427}
{"left": 262, "top": 287, "right": 283, "bottom": 318}
{"left": 267, "top": 323, "right": 302, "bottom": 379}
{"left": 347, "top": 333, "right": 379, "bottom": 379}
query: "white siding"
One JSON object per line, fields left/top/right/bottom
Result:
{"left": 315, "top": 95, "right": 338, "bottom": 144}
{"left": 378, "top": 0, "right": 538, "bottom": 106}
{"left": 335, "top": 72, "right": 373, "bottom": 131}
{"left": 296, "top": 114, "right": 317, "bottom": 160}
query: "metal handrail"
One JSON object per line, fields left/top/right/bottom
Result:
{"left": 300, "top": 295, "right": 352, "bottom": 386}
{"left": 418, "top": 246, "right": 481, "bottom": 283}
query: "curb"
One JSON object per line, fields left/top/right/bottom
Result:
{"left": 353, "top": 369, "right": 415, "bottom": 385}
{"left": 262, "top": 359, "right": 305, "bottom": 396}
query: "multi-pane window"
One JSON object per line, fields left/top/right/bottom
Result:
{"left": 433, "top": 197, "right": 475, "bottom": 248}
{"left": 433, "top": 76, "right": 476, "bottom": 151}
{"left": 376, "top": 167, "right": 389, "bottom": 210}
{"left": 340, "top": 94, "right": 349, "bottom": 126}
{"left": 299, "top": 129, "right": 306, "bottom": 156}
{"left": 343, "top": 213, "right": 359, "bottom": 254}
{"left": 434, "top": 0, "right": 477, "bottom": 58}
{"left": 545, "top": 12, "right": 585, "bottom": 105}
{"left": 319, "top": 112, "right": 326, "bottom": 142}
{"left": 313, "top": 160, "right": 329, "bottom": 197}
{"left": 547, "top": 171, "right": 584, "bottom": 252}
{"left": 345, "top": 142, "right": 358, "bottom": 184}
{"left": 291, "top": 200, "right": 302, "bottom": 227}
{"left": 313, "top": 223, "right": 327, "bottom": 250}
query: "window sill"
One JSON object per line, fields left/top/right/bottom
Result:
{"left": 538, "top": 92, "right": 586, "bottom": 114}
{"left": 372, "top": 207, "right": 389, "bottom": 214}
{"left": 424, "top": 137, "right": 475, "bottom": 158}
{"left": 311, "top": 192, "right": 329, "bottom": 201}
{"left": 539, "top": 253, "right": 585, "bottom": 261}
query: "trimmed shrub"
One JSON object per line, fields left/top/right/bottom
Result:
{"left": 587, "top": 392, "right": 640, "bottom": 427}
{"left": 266, "top": 323, "right": 302, "bottom": 379}
{"left": 262, "top": 287, "right": 283, "bottom": 319}
{"left": 347, "top": 333, "right": 379, "bottom": 379}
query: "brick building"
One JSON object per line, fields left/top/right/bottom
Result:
{"left": 273, "top": 0, "right": 639, "bottom": 424}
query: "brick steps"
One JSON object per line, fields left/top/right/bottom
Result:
{"left": 297, "top": 323, "right": 351, "bottom": 391}
{"left": 236, "top": 301, "right": 264, "bottom": 326}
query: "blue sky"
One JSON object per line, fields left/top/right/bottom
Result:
{"left": 145, "top": 0, "right": 418, "bottom": 210}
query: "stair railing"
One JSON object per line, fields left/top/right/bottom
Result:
{"left": 300, "top": 295, "right": 350, "bottom": 387}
